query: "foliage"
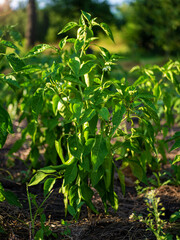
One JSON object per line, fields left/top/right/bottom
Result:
{"left": 130, "top": 190, "right": 176, "bottom": 240}
{"left": 26, "top": 185, "right": 57, "bottom": 239}
{"left": 0, "top": 8, "right": 27, "bottom": 40}
{"left": 25, "top": 11, "right": 179, "bottom": 218}
{"left": 60, "top": 219, "right": 71, "bottom": 237}
{"left": 0, "top": 25, "right": 22, "bottom": 148}
{"left": 119, "top": 0, "right": 180, "bottom": 54}
{"left": 0, "top": 182, "right": 22, "bottom": 207}
{"left": 0, "top": 11, "right": 179, "bottom": 224}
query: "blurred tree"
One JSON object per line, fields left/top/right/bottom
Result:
{"left": 26, "top": 0, "right": 37, "bottom": 48}
{"left": 0, "top": 0, "right": 116, "bottom": 44}
{"left": 49, "top": 0, "right": 114, "bottom": 23}
{"left": 119, "top": 0, "right": 180, "bottom": 55}
{"left": 0, "top": 1, "right": 27, "bottom": 38}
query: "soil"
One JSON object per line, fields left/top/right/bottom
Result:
{"left": 0, "top": 121, "right": 180, "bottom": 240}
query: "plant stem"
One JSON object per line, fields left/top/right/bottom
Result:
{"left": 26, "top": 184, "right": 34, "bottom": 236}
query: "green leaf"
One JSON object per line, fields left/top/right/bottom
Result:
{"left": 0, "top": 40, "right": 18, "bottom": 50}
{"left": 44, "top": 178, "right": 56, "bottom": 197}
{"left": 170, "top": 139, "right": 180, "bottom": 152}
{"left": 81, "top": 155, "right": 91, "bottom": 172}
{"left": 79, "top": 108, "right": 96, "bottom": 126}
{"left": 55, "top": 137, "right": 65, "bottom": 163}
{"left": 0, "top": 183, "right": 5, "bottom": 202}
{"left": 58, "top": 22, "right": 78, "bottom": 35}
{"left": 170, "top": 210, "right": 180, "bottom": 223}
{"left": 25, "top": 44, "right": 54, "bottom": 58}
{"left": 91, "top": 167, "right": 104, "bottom": 187}
{"left": 80, "top": 183, "right": 98, "bottom": 213}
{"left": 59, "top": 36, "right": 68, "bottom": 49}
{"left": 64, "top": 161, "right": 78, "bottom": 185}
{"left": 69, "top": 57, "right": 80, "bottom": 76}
{"left": 79, "top": 60, "right": 96, "bottom": 76}
{"left": 27, "top": 121, "right": 37, "bottom": 143}
{"left": 74, "top": 39, "right": 84, "bottom": 53}
{"left": 68, "top": 135, "right": 83, "bottom": 158}
{"left": 52, "top": 95, "right": 60, "bottom": 115}
{"left": 34, "top": 229, "right": 44, "bottom": 240}
{"left": 0, "top": 105, "right": 13, "bottom": 148}
{"left": 172, "top": 155, "right": 180, "bottom": 165}
{"left": 111, "top": 104, "right": 126, "bottom": 135}
{"left": 117, "top": 169, "right": 125, "bottom": 195}
{"left": 67, "top": 205, "right": 76, "bottom": 217}
{"left": 38, "top": 166, "right": 57, "bottom": 174}
{"left": 31, "top": 89, "right": 44, "bottom": 115}
{"left": 68, "top": 185, "right": 79, "bottom": 207}
{"left": 91, "top": 135, "right": 108, "bottom": 171}
{"left": 100, "top": 23, "right": 114, "bottom": 42}
{"left": 83, "top": 138, "right": 94, "bottom": 156}
{"left": 6, "top": 53, "right": 25, "bottom": 72}
{"left": 128, "top": 160, "right": 147, "bottom": 184}
{"left": 30, "top": 146, "right": 40, "bottom": 169}
{"left": 137, "top": 92, "right": 155, "bottom": 100}
{"left": 132, "top": 76, "right": 147, "bottom": 87}
{"left": 0, "top": 43, "right": 6, "bottom": 60}
{"left": 21, "top": 65, "right": 42, "bottom": 74}
{"left": 153, "top": 82, "right": 161, "bottom": 99}
{"left": 81, "top": 11, "right": 91, "bottom": 21}
{"left": 141, "top": 99, "right": 159, "bottom": 124}
{"left": 99, "top": 107, "right": 109, "bottom": 121}
{"left": 28, "top": 171, "right": 48, "bottom": 186}
{"left": 99, "top": 46, "right": 111, "bottom": 60}
{"left": 72, "top": 102, "right": 83, "bottom": 121}
{"left": 57, "top": 100, "right": 72, "bottom": 120}
{"left": 63, "top": 74, "right": 85, "bottom": 87}
{"left": 4, "top": 75, "right": 20, "bottom": 90}
{"left": 2, "top": 190, "right": 22, "bottom": 208}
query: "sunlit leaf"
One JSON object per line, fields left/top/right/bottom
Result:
{"left": 44, "top": 178, "right": 56, "bottom": 197}
{"left": 79, "top": 60, "right": 96, "bottom": 76}
{"left": 59, "top": 36, "right": 68, "bottom": 49}
{"left": 58, "top": 22, "right": 78, "bottom": 35}
{"left": 25, "top": 44, "right": 55, "bottom": 58}
{"left": 55, "top": 137, "right": 65, "bottom": 163}
{"left": 81, "top": 11, "right": 91, "bottom": 21}
{"left": 79, "top": 108, "right": 96, "bottom": 125}
{"left": 28, "top": 171, "right": 48, "bottom": 186}
{"left": 100, "top": 23, "right": 114, "bottom": 42}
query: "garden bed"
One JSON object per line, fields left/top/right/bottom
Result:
{"left": 0, "top": 123, "right": 179, "bottom": 240}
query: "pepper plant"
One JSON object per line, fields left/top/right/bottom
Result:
{"left": 0, "top": 26, "right": 22, "bottom": 149}
{"left": 27, "top": 11, "right": 163, "bottom": 218}
{"left": 130, "top": 61, "right": 180, "bottom": 164}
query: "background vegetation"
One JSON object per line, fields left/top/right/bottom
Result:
{"left": 1, "top": 0, "right": 180, "bottom": 56}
